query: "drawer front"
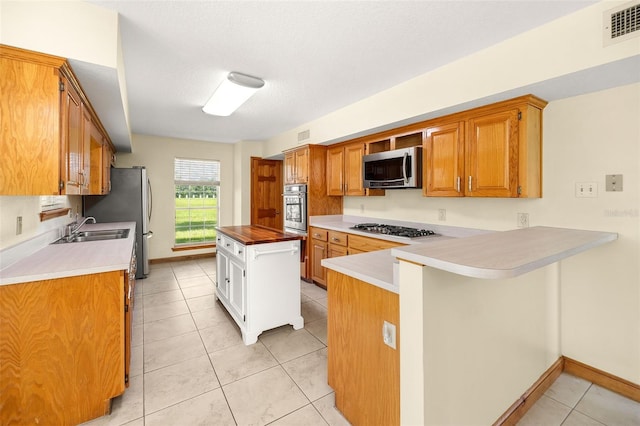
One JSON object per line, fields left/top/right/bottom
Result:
{"left": 348, "top": 234, "right": 404, "bottom": 252}
{"left": 328, "top": 230, "right": 348, "bottom": 247}
{"left": 218, "top": 235, "right": 233, "bottom": 252}
{"left": 310, "top": 227, "right": 328, "bottom": 242}
{"left": 217, "top": 235, "right": 246, "bottom": 263}
{"left": 233, "top": 242, "right": 246, "bottom": 263}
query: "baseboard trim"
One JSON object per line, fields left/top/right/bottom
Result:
{"left": 494, "top": 357, "right": 564, "bottom": 426}
{"left": 495, "top": 356, "right": 640, "bottom": 425}
{"left": 150, "top": 252, "right": 215, "bottom": 264}
{"left": 563, "top": 357, "right": 640, "bottom": 403}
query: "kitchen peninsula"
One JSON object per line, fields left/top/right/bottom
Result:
{"left": 317, "top": 215, "right": 617, "bottom": 425}
{"left": 215, "top": 225, "right": 305, "bottom": 344}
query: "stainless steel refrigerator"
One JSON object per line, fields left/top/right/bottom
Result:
{"left": 83, "top": 167, "right": 153, "bottom": 278}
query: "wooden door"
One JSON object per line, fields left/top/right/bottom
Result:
{"left": 344, "top": 143, "right": 365, "bottom": 196}
{"left": 250, "top": 157, "right": 283, "bottom": 230}
{"left": 466, "top": 109, "right": 519, "bottom": 197}
{"left": 424, "top": 122, "right": 464, "bottom": 197}
{"left": 326, "top": 146, "right": 344, "bottom": 196}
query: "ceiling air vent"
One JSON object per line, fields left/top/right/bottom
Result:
{"left": 603, "top": 1, "right": 640, "bottom": 46}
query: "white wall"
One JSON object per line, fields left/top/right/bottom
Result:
{"left": 0, "top": 0, "right": 119, "bottom": 67}
{"left": 116, "top": 134, "right": 238, "bottom": 260}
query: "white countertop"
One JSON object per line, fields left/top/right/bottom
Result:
{"left": 315, "top": 215, "right": 618, "bottom": 291}
{"left": 392, "top": 226, "right": 618, "bottom": 279}
{"left": 0, "top": 222, "right": 136, "bottom": 286}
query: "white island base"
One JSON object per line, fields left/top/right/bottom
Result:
{"left": 215, "top": 233, "right": 304, "bottom": 345}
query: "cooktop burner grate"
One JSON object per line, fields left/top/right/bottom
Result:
{"left": 350, "top": 223, "right": 436, "bottom": 238}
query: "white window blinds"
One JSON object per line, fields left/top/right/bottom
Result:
{"left": 174, "top": 158, "right": 220, "bottom": 185}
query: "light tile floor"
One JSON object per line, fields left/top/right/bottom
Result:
{"left": 517, "top": 372, "right": 640, "bottom": 426}
{"left": 82, "top": 259, "right": 639, "bottom": 426}
{"left": 82, "top": 259, "right": 350, "bottom": 426}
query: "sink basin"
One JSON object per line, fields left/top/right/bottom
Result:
{"left": 75, "top": 229, "right": 130, "bottom": 238}
{"left": 53, "top": 229, "right": 130, "bottom": 244}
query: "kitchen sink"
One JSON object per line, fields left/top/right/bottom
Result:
{"left": 53, "top": 229, "right": 130, "bottom": 244}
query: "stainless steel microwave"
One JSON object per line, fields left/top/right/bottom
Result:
{"left": 363, "top": 146, "right": 422, "bottom": 189}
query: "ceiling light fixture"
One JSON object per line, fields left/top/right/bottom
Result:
{"left": 202, "top": 71, "right": 265, "bottom": 116}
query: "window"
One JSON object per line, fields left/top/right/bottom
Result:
{"left": 174, "top": 158, "right": 220, "bottom": 246}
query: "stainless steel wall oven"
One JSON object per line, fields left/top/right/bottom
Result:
{"left": 283, "top": 184, "right": 307, "bottom": 234}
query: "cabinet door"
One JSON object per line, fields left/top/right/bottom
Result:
{"left": 229, "top": 258, "right": 246, "bottom": 324}
{"left": 424, "top": 122, "right": 464, "bottom": 197}
{"left": 216, "top": 250, "right": 230, "bottom": 301}
{"left": 311, "top": 240, "right": 328, "bottom": 286}
{"left": 328, "top": 244, "right": 347, "bottom": 258}
{"left": 102, "top": 142, "right": 112, "bottom": 194}
{"left": 80, "top": 104, "right": 91, "bottom": 194}
{"left": 294, "top": 149, "right": 309, "bottom": 183}
{"left": 326, "top": 146, "right": 344, "bottom": 196}
{"left": 284, "top": 152, "right": 295, "bottom": 184}
{"left": 344, "top": 143, "right": 365, "bottom": 196}
{"left": 0, "top": 54, "right": 61, "bottom": 195}
{"left": 124, "top": 271, "right": 132, "bottom": 388}
{"left": 466, "top": 109, "right": 519, "bottom": 197}
{"left": 61, "top": 79, "right": 82, "bottom": 195}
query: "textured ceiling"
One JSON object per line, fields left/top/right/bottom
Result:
{"left": 89, "top": 0, "right": 598, "bottom": 145}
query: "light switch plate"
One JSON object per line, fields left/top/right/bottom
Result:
{"left": 575, "top": 182, "right": 598, "bottom": 198}
{"left": 606, "top": 174, "right": 623, "bottom": 192}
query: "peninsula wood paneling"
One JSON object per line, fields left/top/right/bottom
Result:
{"left": 0, "top": 271, "right": 125, "bottom": 425}
{"left": 327, "top": 270, "right": 400, "bottom": 426}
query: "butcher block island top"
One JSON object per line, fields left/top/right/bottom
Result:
{"left": 216, "top": 225, "right": 304, "bottom": 245}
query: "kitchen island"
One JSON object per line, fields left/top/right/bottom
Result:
{"left": 319, "top": 216, "right": 617, "bottom": 426}
{"left": 215, "top": 225, "right": 304, "bottom": 344}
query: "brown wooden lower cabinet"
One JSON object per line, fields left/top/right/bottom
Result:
{"left": 0, "top": 270, "right": 130, "bottom": 425}
{"left": 309, "top": 225, "right": 405, "bottom": 288}
{"left": 327, "top": 269, "right": 399, "bottom": 426}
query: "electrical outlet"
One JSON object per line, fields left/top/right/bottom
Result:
{"left": 382, "top": 321, "right": 396, "bottom": 349}
{"left": 438, "top": 209, "right": 446, "bottom": 221}
{"left": 517, "top": 213, "right": 529, "bottom": 228}
{"left": 16, "top": 216, "right": 22, "bottom": 235}
{"left": 575, "top": 182, "right": 598, "bottom": 198}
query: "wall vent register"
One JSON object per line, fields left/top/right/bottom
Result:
{"left": 351, "top": 223, "right": 436, "bottom": 238}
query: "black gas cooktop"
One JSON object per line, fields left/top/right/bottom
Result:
{"left": 350, "top": 223, "right": 436, "bottom": 238}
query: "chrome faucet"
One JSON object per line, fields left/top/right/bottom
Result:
{"left": 70, "top": 216, "right": 96, "bottom": 234}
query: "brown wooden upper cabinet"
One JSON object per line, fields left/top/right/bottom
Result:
{"left": 0, "top": 45, "right": 115, "bottom": 196}
{"left": 284, "top": 147, "right": 309, "bottom": 184}
{"left": 424, "top": 95, "right": 547, "bottom": 198}
{"left": 327, "top": 143, "right": 367, "bottom": 196}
